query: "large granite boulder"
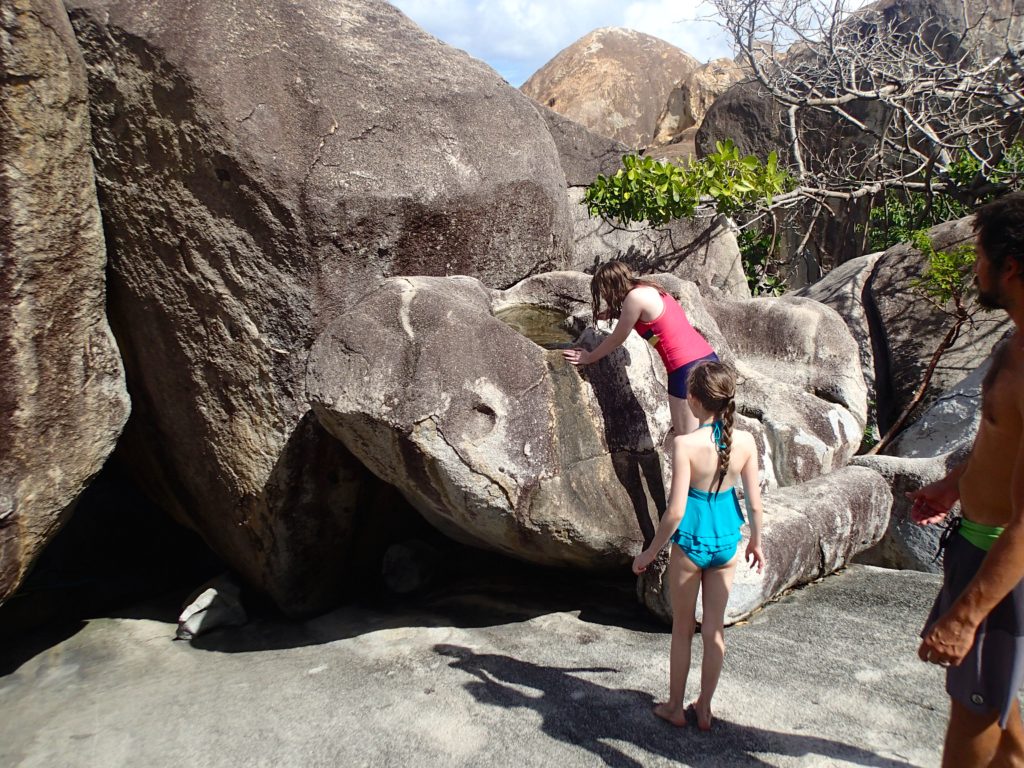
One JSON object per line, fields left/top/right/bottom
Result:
{"left": 534, "top": 105, "right": 628, "bottom": 188}
{"left": 638, "top": 466, "right": 892, "bottom": 624}
{"left": 566, "top": 190, "right": 751, "bottom": 300}
{"left": 65, "top": 0, "right": 574, "bottom": 614}
{"left": 701, "top": 290, "right": 868, "bottom": 486}
{"left": 865, "top": 216, "right": 1012, "bottom": 432}
{"left": 854, "top": 353, "right": 991, "bottom": 571}
{"left": 308, "top": 271, "right": 868, "bottom": 574}
{"left": 653, "top": 58, "right": 746, "bottom": 147}
{"left": 0, "top": 0, "right": 130, "bottom": 602}
{"left": 308, "top": 274, "right": 670, "bottom": 567}
{"left": 797, "top": 251, "right": 884, "bottom": 428}
{"left": 521, "top": 28, "right": 700, "bottom": 148}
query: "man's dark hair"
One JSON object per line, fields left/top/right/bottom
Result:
{"left": 973, "top": 191, "right": 1024, "bottom": 279}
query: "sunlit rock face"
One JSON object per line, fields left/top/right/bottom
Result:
{"left": 0, "top": 0, "right": 130, "bottom": 602}
{"left": 308, "top": 271, "right": 871, "bottom": 591}
{"left": 308, "top": 274, "right": 670, "bottom": 568}
{"left": 653, "top": 58, "right": 746, "bottom": 146}
{"left": 65, "top": 0, "right": 573, "bottom": 614}
{"left": 521, "top": 27, "right": 700, "bottom": 148}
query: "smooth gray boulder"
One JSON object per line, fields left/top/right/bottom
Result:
{"left": 702, "top": 291, "right": 868, "bottom": 486}
{"left": 0, "top": 0, "right": 129, "bottom": 602}
{"left": 854, "top": 353, "right": 991, "bottom": 571}
{"left": 796, "top": 252, "right": 883, "bottom": 420}
{"left": 308, "top": 271, "right": 868, "bottom": 579}
{"left": 308, "top": 274, "right": 670, "bottom": 568}
{"left": 65, "top": 0, "right": 574, "bottom": 614}
{"left": 638, "top": 466, "right": 892, "bottom": 624}
{"left": 534, "top": 105, "right": 628, "bottom": 187}
{"left": 567, "top": 189, "right": 751, "bottom": 300}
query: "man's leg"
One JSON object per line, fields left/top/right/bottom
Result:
{"left": 993, "top": 699, "right": 1024, "bottom": 768}
{"left": 942, "top": 699, "right": 1003, "bottom": 767}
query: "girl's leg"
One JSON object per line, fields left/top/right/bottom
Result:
{"left": 669, "top": 394, "right": 698, "bottom": 435}
{"left": 693, "top": 555, "right": 738, "bottom": 730}
{"left": 655, "top": 546, "right": 702, "bottom": 726}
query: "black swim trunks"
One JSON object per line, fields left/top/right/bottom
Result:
{"left": 921, "top": 524, "right": 1024, "bottom": 729}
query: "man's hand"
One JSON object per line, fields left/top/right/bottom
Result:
{"left": 562, "top": 347, "right": 591, "bottom": 366}
{"left": 918, "top": 611, "right": 978, "bottom": 667}
{"left": 905, "top": 476, "right": 960, "bottom": 525}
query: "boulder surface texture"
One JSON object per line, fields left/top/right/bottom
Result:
{"left": 521, "top": 27, "right": 699, "bottom": 148}
{"left": 653, "top": 58, "right": 746, "bottom": 146}
{"left": 0, "top": 0, "right": 129, "bottom": 602}
{"left": 309, "top": 270, "right": 874, "bottom": 621}
{"left": 65, "top": 0, "right": 574, "bottom": 614}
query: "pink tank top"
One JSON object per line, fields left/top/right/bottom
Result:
{"left": 633, "top": 292, "right": 714, "bottom": 372}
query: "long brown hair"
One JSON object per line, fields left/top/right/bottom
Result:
{"left": 687, "top": 361, "right": 737, "bottom": 494}
{"left": 590, "top": 260, "right": 665, "bottom": 325}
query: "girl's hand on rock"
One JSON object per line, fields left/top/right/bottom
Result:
{"left": 562, "top": 348, "right": 589, "bottom": 366}
{"left": 632, "top": 550, "right": 654, "bottom": 575}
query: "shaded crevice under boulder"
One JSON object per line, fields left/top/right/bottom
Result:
{"left": 0, "top": 0, "right": 130, "bottom": 602}
{"left": 638, "top": 466, "right": 892, "bottom": 625}
{"left": 308, "top": 271, "right": 872, "bottom": 619}
{"left": 65, "top": 0, "right": 575, "bottom": 614}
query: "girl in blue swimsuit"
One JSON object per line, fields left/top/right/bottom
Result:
{"left": 632, "top": 361, "right": 765, "bottom": 731}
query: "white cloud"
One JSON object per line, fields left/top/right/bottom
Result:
{"left": 622, "top": 0, "right": 734, "bottom": 61}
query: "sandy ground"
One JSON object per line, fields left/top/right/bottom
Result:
{"left": 0, "top": 565, "right": 955, "bottom": 768}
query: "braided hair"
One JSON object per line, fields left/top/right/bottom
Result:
{"left": 590, "top": 260, "right": 666, "bottom": 325}
{"left": 687, "top": 361, "right": 737, "bottom": 494}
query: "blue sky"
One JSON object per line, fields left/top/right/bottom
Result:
{"left": 389, "top": 1, "right": 736, "bottom": 87}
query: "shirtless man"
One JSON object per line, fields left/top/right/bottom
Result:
{"left": 908, "top": 191, "right": 1024, "bottom": 767}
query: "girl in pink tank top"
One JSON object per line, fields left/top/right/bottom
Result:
{"left": 562, "top": 260, "right": 717, "bottom": 434}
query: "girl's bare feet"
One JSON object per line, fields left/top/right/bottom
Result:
{"left": 692, "top": 699, "right": 713, "bottom": 731}
{"left": 653, "top": 702, "right": 688, "bottom": 727}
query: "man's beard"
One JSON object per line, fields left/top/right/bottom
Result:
{"left": 975, "top": 275, "right": 1005, "bottom": 309}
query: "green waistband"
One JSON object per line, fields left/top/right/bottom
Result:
{"left": 958, "top": 518, "right": 1005, "bottom": 552}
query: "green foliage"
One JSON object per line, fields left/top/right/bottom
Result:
{"left": 908, "top": 231, "right": 977, "bottom": 307}
{"left": 868, "top": 143, "right": 1024, "bottom": 252}
{"left": 737, "top": 227, "right": 787, "bottom": 296}
{"left": 583, "top": 140, "right": 794, "bottom": 226}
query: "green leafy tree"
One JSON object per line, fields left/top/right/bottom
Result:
{"left": 583, "top": 141, "right": 795, "bottom": 294}
{"left": 868, "top": 144, "right": 1024, "bottom": 253}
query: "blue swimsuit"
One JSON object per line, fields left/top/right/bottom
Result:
{"left": 671, "top": 486, "right": 745, "bottom": 568}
